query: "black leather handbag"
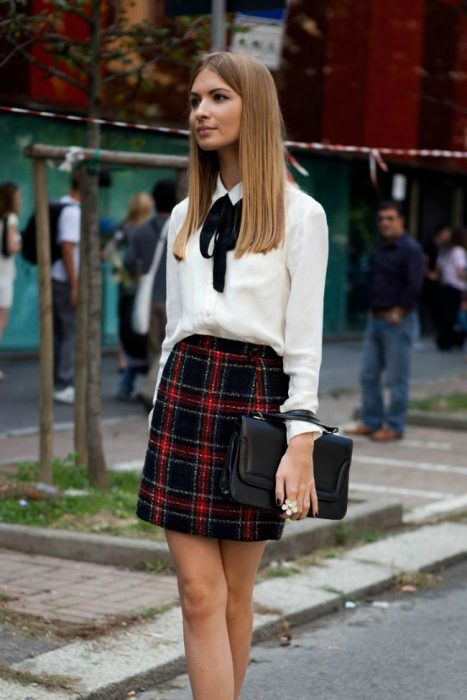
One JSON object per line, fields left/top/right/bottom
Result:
{"left": 220, "top": 409, "right": 353, "bottom": 520}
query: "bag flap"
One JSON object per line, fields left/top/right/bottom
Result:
{"left": 237, "top": 416, "right": 352, "bottom": 502}
{"left": 238, "top": 416, "right": 286, "bottom": 490}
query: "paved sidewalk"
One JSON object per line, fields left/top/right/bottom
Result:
{"left": 0, "top": 548, "right": 178, "bottom": 625}
{"left": 0, "top": 340, "right": 466, "bottom": 697}
{"left": 1, "top": 520, "right": 467, "bottom": 699}
{"left": 1, "top": 338, "right": 465, "bottom": 435}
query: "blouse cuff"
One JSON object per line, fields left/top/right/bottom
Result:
{"left": 286, "top": 420, "right": 323, "bottom": 444}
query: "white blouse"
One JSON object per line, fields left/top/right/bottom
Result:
{"left": 154, "top": 176, "right": 329, "bottom": 441}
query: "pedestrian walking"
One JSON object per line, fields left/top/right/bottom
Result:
{"left": 0, "top": 182, "right": 22, "bottom": 380}
{"left": 348, "top": 200, "right": 424, "bottom": 441}
{"left": 52, "top": 173, "right": 81, "bottom": 404}
{"left": 124, "top": 179, "right": 177, "bottom": 409}
{"left": 104, "top": 192, "right": 155, "bottom": 399}
{"left": 434, "top": 227, "right": 466, "bottom": 350}
{"left": 136, "top": 52, "right": 328, "bottom": 700}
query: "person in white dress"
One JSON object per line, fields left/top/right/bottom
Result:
{"left": 0, "top": 182, "right": 21, "bottom": 379}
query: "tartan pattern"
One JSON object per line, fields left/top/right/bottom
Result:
{"left": 136, "top": 334, "right": 289, "bottom": 541}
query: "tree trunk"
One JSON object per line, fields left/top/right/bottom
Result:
{"left": 74, "top": 182, "right": 88, "bottom": 467}
{"left": 34, "top": 158, "right": 54, "bottom": 484}
{"left": 84, "top": 0, "right": 107, "bottom": 487}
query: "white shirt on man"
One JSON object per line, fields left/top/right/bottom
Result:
{"left": 51, "top": 195, "right": 81, "bottom": 283}
{"left": 155, "top": 175, "right": 329, "bottom": 441}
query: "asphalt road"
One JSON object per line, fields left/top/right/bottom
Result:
{"left": 139, "top": 559, "right": 467, "bottom": 700}
{"left": 0, "top": 339, "right": 465, "bottom": 434}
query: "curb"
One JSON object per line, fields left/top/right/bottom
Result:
{"left": 353, "top": 407, "right": 467, "bottom": 432}
{"left": 405, "top": 410, "right": 467, "bottom": 432}
{"left": 4, "top": 520, "right": 467, "bottom": 700}
{"left": 0, "top": 500, "right": 402, "bottom": 570}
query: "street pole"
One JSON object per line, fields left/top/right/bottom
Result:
{"left": 211, "top": 0, "right": 226, "bottom": 51}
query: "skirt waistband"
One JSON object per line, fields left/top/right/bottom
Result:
{"left": 180, "top": 334, "right": 279, "bottom": 361}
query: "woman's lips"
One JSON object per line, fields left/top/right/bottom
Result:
{"left": 197, "top": 127, "right": 214, "bottom": 136}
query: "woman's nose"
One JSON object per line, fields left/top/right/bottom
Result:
{"left": 196, "top": 98, "right": 210, "bottom": 118}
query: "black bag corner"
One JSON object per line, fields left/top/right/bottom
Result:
{"left": 221, "top": 411, "right": 353, "bottom": 521}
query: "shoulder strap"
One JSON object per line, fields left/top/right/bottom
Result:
{"left": 147, "top": 218, "right": 170, "bottom": 279}
{"left": 252, "top": 409, "right": 338, "bottom": 434}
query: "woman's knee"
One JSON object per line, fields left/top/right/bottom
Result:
{"left": 226, "top": 585, "right": 254, "bottom": 624}
{"left": 178, "top": 576, "right": 228, "bottom": 624}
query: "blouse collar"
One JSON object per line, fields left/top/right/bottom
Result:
{"left": 212, "top": 174, "right": 243, "bottom": 206}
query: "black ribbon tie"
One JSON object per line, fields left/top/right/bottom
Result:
{"left": 199, "top": 193, "right": 243, "bottom": 293}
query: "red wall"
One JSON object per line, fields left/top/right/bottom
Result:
{"left": 321, "top": 1, "right": 372, "bottom": 146}
{"left": 364, "top": 0, "right": 424, "bottom": 148}
{"left": 321, "top": 0, "right": 424, "bottom": 149}
{"left": 30, "top": 0, "right": 89, "bottom": 108}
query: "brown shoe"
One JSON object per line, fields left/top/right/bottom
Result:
{"left": 346, "top": 424, "right": 375, "bottom": 436}
{"left": 370, "top": 427, "right": 403, "bottom": 441}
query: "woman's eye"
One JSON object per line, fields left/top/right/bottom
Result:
{"left": 190, "top": 98, "right": 200, "bottom": 108}
{"left": 214, "top": 93, "right": 227, "bottom": 102}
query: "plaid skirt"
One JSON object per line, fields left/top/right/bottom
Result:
{"left": 136, "top": 334, "right": 289, "bottom": 541}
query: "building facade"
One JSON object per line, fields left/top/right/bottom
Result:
{"left": 0, "top": 0, "right": 466, "bottom": 348}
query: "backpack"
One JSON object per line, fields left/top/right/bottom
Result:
{"left": 22, "top": 201, "right": 71, "bottom": 264}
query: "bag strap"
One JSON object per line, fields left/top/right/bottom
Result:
{"left": 147, "top": 218, "right": 170, "bottom": 279}
{"left": 252, "top": 409, "right": 338, "bottom": 434}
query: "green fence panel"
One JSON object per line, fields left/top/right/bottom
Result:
{"left": 290, "top": 154, "right": 351, "bottom": 334}
{"left": 0, "top": 112, "right": 187, "bottom": 350}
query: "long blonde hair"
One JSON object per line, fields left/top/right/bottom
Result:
{"left": 173, "top": 52, "right": 286, "bottom": 260}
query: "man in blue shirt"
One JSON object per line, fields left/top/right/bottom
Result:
{"left": 349, "top": 200, "right": 425, "bottom": 441}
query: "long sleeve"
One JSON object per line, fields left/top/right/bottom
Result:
{"left": 399, "top": 242, "right": 424, "bottom": 310}
{"left": 280, "top": 199, "right": 329, "bottom": 442}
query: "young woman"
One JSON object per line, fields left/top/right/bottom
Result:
{"left": 0, "top": 182, "right": 21, "bottom": 379}
{"left": 103, "top": 192, "right": 155, "bottom": 396}
{"left": 137, "top": 52, "right": 328, "bottom": 700}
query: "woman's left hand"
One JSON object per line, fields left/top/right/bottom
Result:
{"left": 275, "top": 433, "right": 318, "bottom": 520}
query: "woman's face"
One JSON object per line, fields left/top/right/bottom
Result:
{"left": 435, "top": 227, "right": 452, "bottom": 246}
{"left": 189, "top": 69, "right": 242, "bottom": 154}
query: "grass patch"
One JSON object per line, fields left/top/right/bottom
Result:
{"left": 410, "top": 393, "right": 467, "bottom": 413}
{"left": 0, "top": 455, "right": 164, "bottom": 541}
{"left": 355, "top": 529, "right": 386, "bottom": 545}
{"left": 263, "top": 563, "right": 301, "bottom": 578}
{"left": 132, "top": 603, "right": 174, "bottom": 620}
{"left": 396, "top": 571, "right": 442, "bottom": 592}
{"left": 134, "top": 558, "right": 169, "bottom": 574}
{"left": 334, "top": 522, "right": 351, "bottom": 546}
{"left": 0, "top": 665, "right": 77, "bottom": 691}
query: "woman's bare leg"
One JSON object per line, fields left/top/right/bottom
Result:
{"left": 220, "top": 539, "right": 267, "bottom": 699}
{"left": 0, "top": 307, "right": 8, "bottom": 339}
{"left": 166, "top": 530, "right": 234, "bottom": 700}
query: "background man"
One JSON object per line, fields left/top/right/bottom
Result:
{"left": 349, "top": 200, "right": 424, "bottom": 441}
{"left": 52, "top": 173, "right": 81, "bottom": 405}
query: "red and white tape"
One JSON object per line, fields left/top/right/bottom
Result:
{"left": 2, "top": 105, "right": 466, "bottom": 160}
{"left": 2, "top": 104, "right": 466, "bottom": 187}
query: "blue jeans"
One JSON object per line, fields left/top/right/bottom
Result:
{"left": 360, "top": 312, "right": 419, "bottom": 434}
